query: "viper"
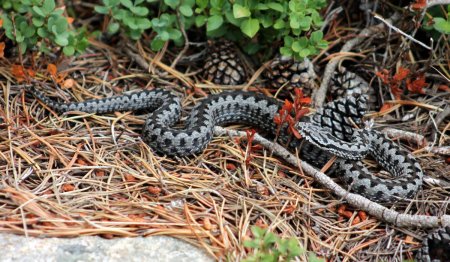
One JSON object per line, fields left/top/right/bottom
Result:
{"left": 28, "top": 69, "right": 423, "bottom": 202}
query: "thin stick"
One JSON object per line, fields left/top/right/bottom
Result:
{"left": 214, "top": 126, "right": 450, "bottom": 229}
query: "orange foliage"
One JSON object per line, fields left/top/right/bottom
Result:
{"left": 376, "top": 66, "right": 428, "bottom": 100}
{"left": 0, "top": 42, "right": 4, "bottom": 58}
{"left": 274, "top": 88, "right": 310, "bottom": 140}
{"left": 47, "top": 63, "right": 58, "bottom": 77}
{"left": 11, "top": 64, "right": 35, "bottom": 83}
{"left": 411, "top": 0, "right": 427, "bottom": 10}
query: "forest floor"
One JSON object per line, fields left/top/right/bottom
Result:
{"left": 0, "top": 2, "right": 449, "bottom": 261}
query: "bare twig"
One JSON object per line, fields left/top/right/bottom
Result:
{"left": 382, "top": 128, "right": 427, "bottom": 146}
{"left": 214, "top": 126, "right": 450, "bottom": 229}
{"left": 426, "top": 0, "right": 450, "bottom": 8}
{"left": 373, "top": 13, "right": 432, "bottom": 50}
{"left": 171, "top": 9, "right": 190, "bottom": 68}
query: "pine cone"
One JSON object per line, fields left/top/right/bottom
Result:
{"left": 264, "top": 56, "right": 316, "bottom": 93}
{"left": 202, "top": 40, "right": 247, "bottom": 85}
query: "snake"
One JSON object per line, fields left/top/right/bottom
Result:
{"left": 28, "top": 70, "right": 423, "bottom": 202}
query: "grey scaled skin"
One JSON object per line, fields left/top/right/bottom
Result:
{"left": 28, "top": 75, "right": 423, "bottom": 202}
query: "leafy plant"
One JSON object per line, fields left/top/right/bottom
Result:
{"left": 243, "top": 226, "right": 324, "bottom": 262}
{"left": 0, "top": 0, "right": 89, "bottom": 55}
{"left": 431, "top": 6, "right": 450, "bottom": 34}
{"left": 94, "top": 0, "right": 153, "bottom": 40}
{"left": 94, "top": 0, "right": 328, "bottom": 59}
{"left": 194, "top": 0, "right": 328, "bottom": 59}
{"left": 417, "top": 4, "right": 450, "bottom": 37}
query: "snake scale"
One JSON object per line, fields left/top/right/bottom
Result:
{"left": 29, "top": 71, "right": 423, "bottom": 202}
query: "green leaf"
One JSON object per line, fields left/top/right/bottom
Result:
{"left": 195, "top": 15, "right": 207, "bottom": 27}
{"left": 63, "top": 45, "right": 75, "bottom": 56}
{"left": 167, "top": 28, "right": 182, "bottom": 40}
{"left": 308, "top": 252, "right": 325, "bottom": 262}
{"left": 179, "top": 4, "right": 193, "bottom": 17}
{"left": 32, "top": 6, "right": 46, "bottom": 17}
{"left": 196, "top": 0, "right": 208, "bottom": 10}
{"left": 136, "top": 18, "right": 152, "bottom": 29}
{"left": 260, "top": 16, "right": 273, "bottom": 28}
{"left": 433, "top": 17, "right": 450, "bottom": 34}
{"left": 94, "top": 5, "right": 110, "bottom": 14}
{"left": 151, "top": 37, "right": 165, "bottom": 51}
{"left": 273, "top": 19, "right": 285, "bottom": 29}
{"left": 280, "top": 46, "right": 292, "bottom": 57}
{"left": 263, "top": 232, "right": 277, "bottom": 246}
{"left": 310, "top": 30, "right": 323, "bottom": 43}
{"left": 240, "top": 18, "right": 259, "bottom": 38}
{"left": 159, "top": 31, "right": 170, "bottom": 41}
{"left": 107, "top": 22, "right": 120, "bottom": 33}
{"left": 225, "top": 10, "right": 241, "bottom": 26}
{"left": 120, "top": 0, "right": 133, "bottom": 9}
{"left": 37, "top": 27, "right": 49, "bottom": 37}
{"left": 255, "top": 3, "right": 268, "bottom": 10}
{"left": 32, "top": 17, "right": 45, "bottom": 27}
{"left": 164, "top": 0, "right": 180, "bottom": 8}
{"left": 243, "top": 239, "right": 260, "bottom": 248}
{"left": 210, "top": 0, "right": 224, "bottom": 9}
{"left": 207, "top": 15, "right": 223, "bottom": 31}
{"left": 233, "top": 4, "right": 250, "bottom": 19}
{"left": 42, "top": 0, "right": 56, "bottom": 14}
{"left": 130, "top": 6, "right": 149, "bottom": 16}
{"left": 19, "top": 42, "right": 28, "bottom": 54}
{"left": 55, "top": 35, "right": 69, "bottom": 46}
{"left": 23, "top": 27, "right": 35, "bottom": 37}
{"left": 298, "top": 16, "right": 312, "bottom": 30}
{"left": 267, "top": 2, "right": 284, "bottom": 12}
{"left": 251, "top": 226, "right": 266, "bottom": 239}
{"left": 290, "top": 16, "right": 299, "bottom": 29}
{"left": 286, "top": 238, "right": 302, "bottom": 255}
{"left": 15, "top": 31, "right": 25, "bottom": 43}
{"left": 298, "top": 48, "right": 310, "bottom": 58}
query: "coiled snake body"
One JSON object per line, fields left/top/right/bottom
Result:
{"left": 29, "top": 72, "right": 423, "bottom": 202}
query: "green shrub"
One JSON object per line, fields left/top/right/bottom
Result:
{"left": 94, "top": 0, "right": 328, "bottom": 59}
{"left": 1, "top": 0, "right": 328, "bottom": 60}
{"left": 0, "top": 0, "right": 89, "bottom": 55}
{"left": 243, "top": 226, "right": 324, "bottom": 262}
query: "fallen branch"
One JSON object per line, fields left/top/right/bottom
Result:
{"left": 214, "top": 126, "right": 450, "bottom": 229}
{"left": 425, "top": 0, "right": 450, "bottom": 8}
{"left": 382, "top": 127, "right": 427, "bottom": 146}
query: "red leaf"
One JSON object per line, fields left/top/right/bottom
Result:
{"left": 406, "top": 75, "right": 427, "bottom": 94}
{"left": 0, "top": 42, "right": 4, "bottom": 58}
{"left": 411, "top": 0, "right": 427, "bottom": 10}
{"left": 283, "top": 99, "right": 293, "bottom": 111}
{"left": 376, "top": 69, "right": 390, "bottom": 84}
{"left": 294, "top": 88, "right": 303, "bottom": 98}
{"left": 47, "top": 63, "right": 57, "bottom": 77}
{"left": 298, "top": 97, "right": 311, "bottom": 104}
{"left": 11, "top": 65, "right": 26, "bottom": 82}
{"left": 273, "top": 115, "right": 281, "bottom": 125}
{"left": 295, "top": 108, "right": 310, "bottom": 121}
{"left": 393, "top": 67, "right": 410, "bottom": 82}
{"left": 289, "top": 125, "right": 302, "bottom": 139}
{"left": 391, "top": 84, "right": 403, "bottom": 99}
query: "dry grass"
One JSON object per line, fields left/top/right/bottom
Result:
{"left": 0, "top": 8, "right": 449, "bottom": 262}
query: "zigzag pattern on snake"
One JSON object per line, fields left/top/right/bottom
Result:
{"left": 29, "top": 71, "right": 423, "bottom": 202}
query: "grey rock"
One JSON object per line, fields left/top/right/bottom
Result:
{"left": 0, "top": 233, "right": 214, "bottom": 262}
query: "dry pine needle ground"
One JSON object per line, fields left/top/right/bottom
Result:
{"left": 0, "top": 17, "right": 449, "bottom": 262}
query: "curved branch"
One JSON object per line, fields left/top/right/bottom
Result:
{"left": 214, "top": 126, "right": 450, "bottom": 229}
